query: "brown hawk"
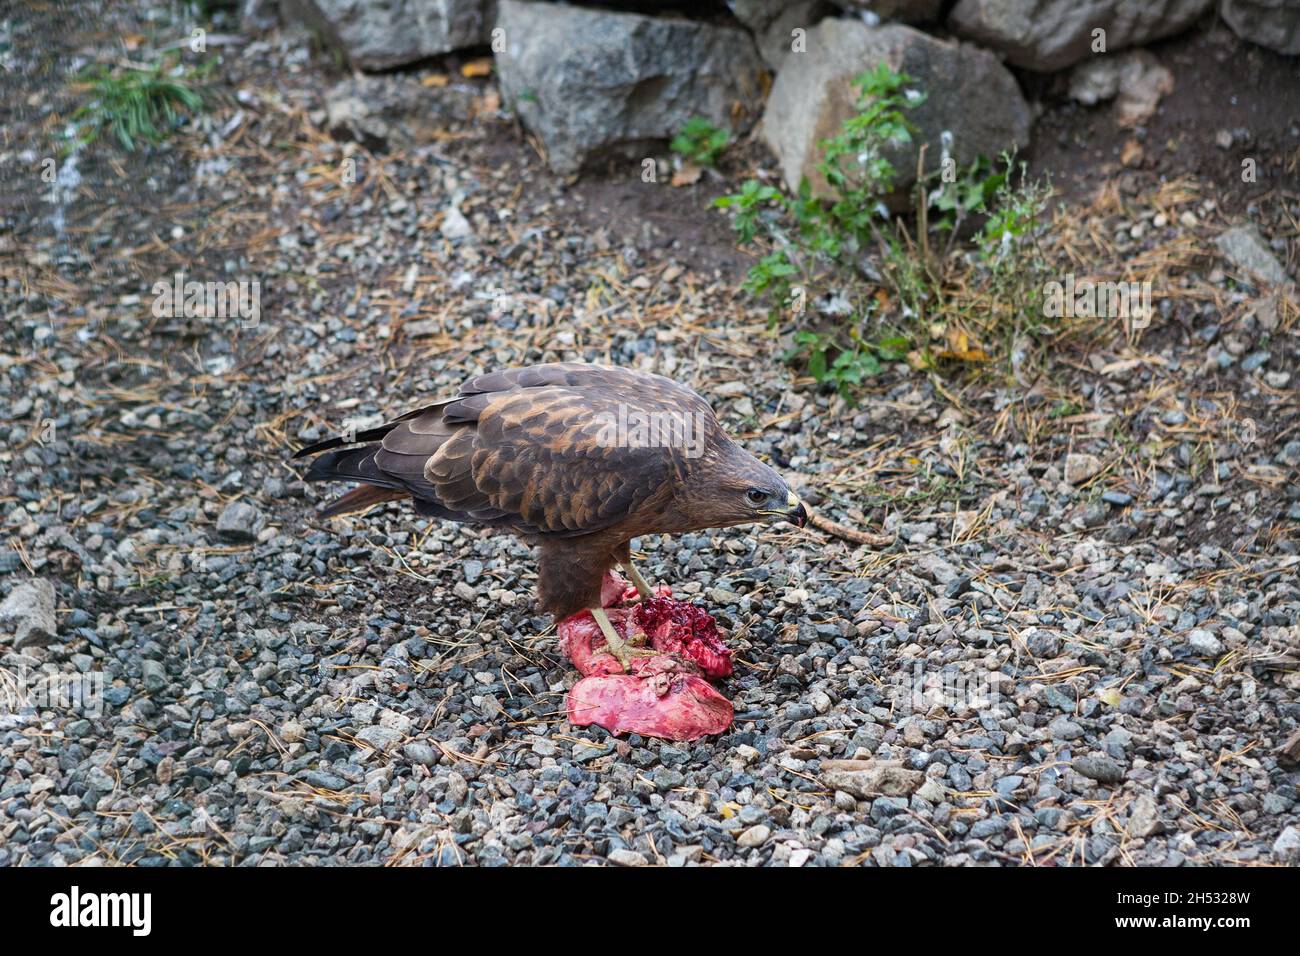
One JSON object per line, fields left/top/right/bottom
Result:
{"left": 293, "top": 363, "right": 806, "bottom": 663}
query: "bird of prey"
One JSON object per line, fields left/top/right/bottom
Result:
{"left": 293, "top": 363, "right": 807, "bottom": 664}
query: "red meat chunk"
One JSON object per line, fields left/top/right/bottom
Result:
{"left": 558, "top": 571, "right": 734, "bottom": 741}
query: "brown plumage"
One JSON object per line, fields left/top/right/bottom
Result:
{"left": 293, "top": 363, "right": 806, "bottom": 622}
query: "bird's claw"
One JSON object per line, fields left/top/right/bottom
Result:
{"left": 605, "top": 627, "right": 656, "bottom": 669}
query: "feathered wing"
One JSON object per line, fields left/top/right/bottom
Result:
{"left": 296, "top": 364, "right": 718, "bottom": 536}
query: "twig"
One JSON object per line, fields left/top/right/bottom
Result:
{"left": 806, "top": 507, "right": 895, "bottom": 548}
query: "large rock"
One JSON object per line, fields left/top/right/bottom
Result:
{"left": 1067, "top": 49, "right": 1173, "bottom": 128}
{"left": 730, "top": 0, "right": 944, "bottom": 70}
{"left": 495, "top": 1, "right": 764, "bottom": 175}
{"left": 1221, "top": 0, "right": 1300, "bottom": 55}
{"left": 761, "top": 20, "right": 1030, "bottom": 201}
{"left": 281, "top": 0, "right": 492, "bottom": 70}
{"left": 0, "top": 578, "right": 57, "bottom": 650}
{"left": 948, "top": 0, "right": 1214, "bottom": 71}
{"left": 730, "top": 0, "right": 831, "bottom": 69}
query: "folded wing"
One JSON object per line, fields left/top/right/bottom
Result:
{"left": 297, "top": 363, "right": 715, "bottom": 537}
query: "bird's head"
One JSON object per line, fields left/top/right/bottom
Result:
{"left": 676, "top": 438, "right": 807, "bottom": 532}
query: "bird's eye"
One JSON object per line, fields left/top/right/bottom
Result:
{"left": 746, "top": 488, "right": 768, "bottom": 505}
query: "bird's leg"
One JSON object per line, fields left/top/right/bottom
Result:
{"left": 590, "top": 607, "right": 654, "bottom": 669}
{"left": 620, "top": 560, "right": 654, "bottom": 601}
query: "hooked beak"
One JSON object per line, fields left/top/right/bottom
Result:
{"left": 786, "top": 491, "right": 807, "bottom": 528}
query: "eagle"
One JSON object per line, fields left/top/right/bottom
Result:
{"left": 292, "top": 363, "right": 807, "bottom": 665}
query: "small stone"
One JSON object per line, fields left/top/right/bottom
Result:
{"left": 820, "top": 764, "right": 924, "bottom": 799}
{"left": 0, "top": 578, "right": 57, "bottom": 649}
{"left": 216, "top": 500, "right": 265, "bottom": 543}
{"left": 1272, "top": 826, "right": 1300, "bottom": 864}
{"left": 573, "top": 743, "right": 612, "bottom": 763}
{"left": 1073, "top": 754, "right": 1124, "bottom": 784}
{"left": 945, "top": 575, "right": 973, "bottom": 598}
{"left": 916, "top": 779, "right": 945, "bottom": 804}
{"left": 737, "top": 824, "right": 771, "bottom": 848}
{"left": 440, "top": 203, "right": 474, "bottom": 240}
{"left": 1064, "top": 453, "right": 1102, "bottom": 486}
{"left": 1214, "top": 225, "right": 1288, "bottom": 285}
{"left": 1048, "top": 716, "right": 1085, "bottom": 741}
{"left": 1241, "top": 350, "right": 1271, "bottom": 372}
{"left": 86, "top": 766, "right": 116, "bottom": 792}
{"left": 305, "top": 770, "right": 348, "bottom": 791}
{"left": 403, "top": 742, "right": 438, "bottom": 766}
{"left": 1127, "top": 794, "right": 1161, "bottom": 837}
{"left": 446, "top": 771, "right": 468, "bottom": 804}
{"left": 141, "top": 659, "right": 167, "bottom": 694}
{"left": 355, "top": 725, "right": 404, "bottom": 752}
{"left": 669, "top": 845, "right": 705, "bottom": 866}
{"left": 608, "top": 848, "right": 648, "bottom": 866}
{"left": 1187, "top": 629, "right": 1223, "bottom": 657}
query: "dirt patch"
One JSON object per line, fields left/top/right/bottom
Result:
{"left": 1022, "top": 19, "right": 1300, "bottom": 211}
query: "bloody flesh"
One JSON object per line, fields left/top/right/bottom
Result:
{"left": 558, "top": 571, "right": 734, "bottom": 741}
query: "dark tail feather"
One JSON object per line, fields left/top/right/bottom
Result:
{"left": 294, "top": 424, "right": 400, "bottom": 460}
{"left": 319, "top": 485, "right": 406, "bottom": 518}
{"left": 291, "top": 400, "right": 452, "bottom": 459}
{"left": 301, "top": 445, "right": 408, "bottom": 517}
{"left": 303, "top": 445, "right": 394, "bottom": 486}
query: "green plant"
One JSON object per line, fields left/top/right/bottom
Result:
{"left": 928, "top": 154, "right": 1005, "bottom": 250}
{"left": 670, "top": 117, "right": 731, "bottom": 167}
{"left": 790, "top": 329, "right": 909, "bottom": 398}
{"left": 971, "top": 153, "right": 1054, "bottom": 356}
{"left": 819, "top": 62, "right": 920, "bottom": 202}
{"left": 715, "top": 64, "right": 925, "bottom": 390}
{"left": 716, "top": 64, "right": 1052, "bottom": 394}
{"left": 71, "top": 59, "right": 204, "bottom": 151}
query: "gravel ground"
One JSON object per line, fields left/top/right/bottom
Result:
{"left": 1, "top": 4, "right": 1298, "bottom": 867}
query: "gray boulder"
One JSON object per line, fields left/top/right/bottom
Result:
{"left": 495, "top": 0, "right": 764, "bottom": 175}
{"left": 1221, "top": 0, "right": 1300, "bottom": 54}
{"left": 948, "top": 0, "right": 1214, "bottom": 71}
{"left": 730, "top": 0, "right": 831, "bottom": 69}
{"left": 0, "top": 578, "right": 58, "bottom": 649}
{"left": 282, "top": 0, "right": 492, "bottom": 70}
{"left": 1068, "top": 50, "right": 1174, "bottom": 127}
{"left": 761, "top": 20, "right": 1030, "bottom": 201}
